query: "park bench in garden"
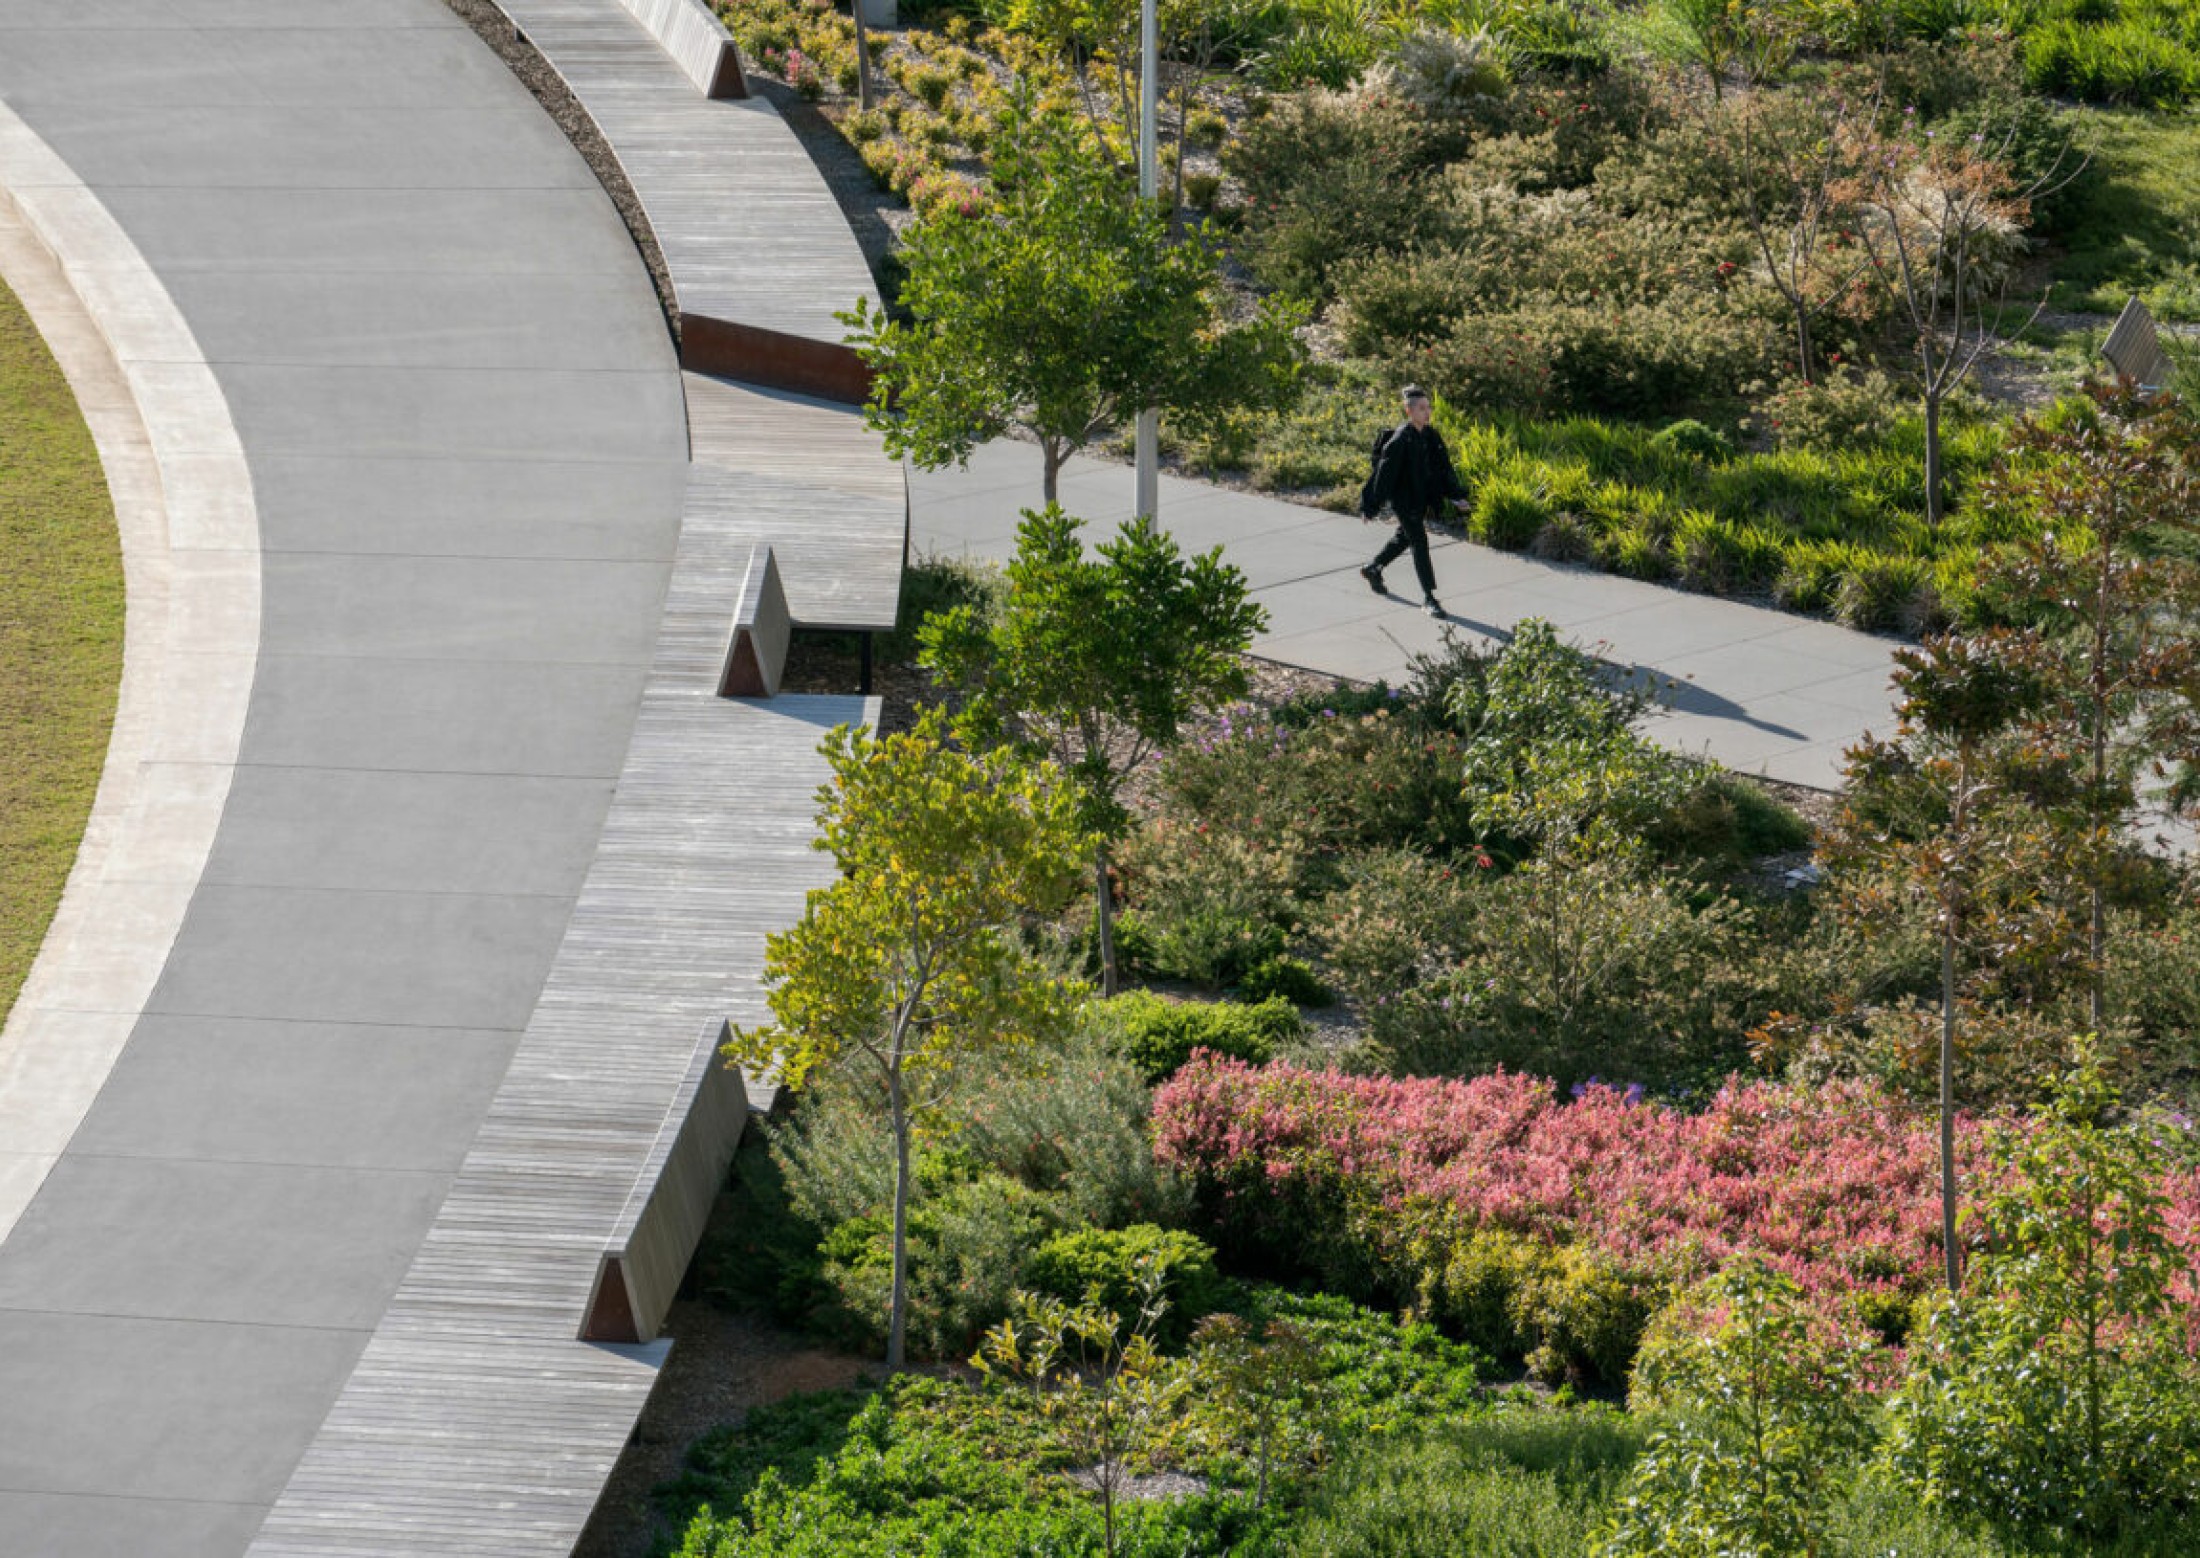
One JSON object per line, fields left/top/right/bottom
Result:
{"left": 718, "top": 543, "right": 792, "bottom": 698}
{"left": 582, "top": 1021, "right": 763, "bottom": 1342}
{"left": 615, "top": 0, "right": 748, "bottom": 98}
{"left": 2103, "top": 295, "right": 2173, "bottom": 392}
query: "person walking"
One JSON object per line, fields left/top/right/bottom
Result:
{"left": 1359, "top": 384, "right": 1468, "bottom": 618}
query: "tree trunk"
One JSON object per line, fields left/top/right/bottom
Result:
{"left": 2090, "top": 555, "right": 2111, "bottom": 1033}
{"left": 1941, "top": 895, "right": 1962, "bottom": 1294}
{"left": 887, "top": 1061, "right": 912, "bottom": 1370}
{"left": 853, "top": 4, "right": 874, "bottom": 113}
{"left": 1924, "top": 392, "right": 1945, "bottom": 529}
{"left": 1042, "top": 440, "right": 1065, "bottom": 506}
{"left": 1795, "top": 304, "right": 1814, "bottom": 386}
{"left": 1095, "top": 846, "right": 1119, "bottom": 997}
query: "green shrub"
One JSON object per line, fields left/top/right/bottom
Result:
{"left": 1880, "top": 1055, "right": 2200, "bottom": 1539}
{"left": 1232, "top": 1285, "right": 1493, "bottom": 1437}
{"left": 908, "top": 62, "right": 955, "bottom": 109}
{"left": 1236, "top": 953, "right": 1334, "bottom": 1008}
{"left": 955, "top": 1027, "right": 1192, "bottom": 1231}
{"left": 1099, "top": 990, "right": 1302, "bottom": 1084}
{"left": 1340, "top": 856, "right": 1767, "bottom": 1091}
{"left": 1409, "top": 1219, "right": 1659, "bottom": 1385}
{"left": 817, "top": 1172, "right": 1058, "bottom": 1359}
{"left": 1335, "top": 245, "right": 1494, "bottom": 356}
{"left": 1470, "top": 473, "right": 1551, "bottom": 550}
{"left": 1641, "top": 771, "right": 1813, "bottom": 868}
{"left": 1604, "top": 1261, "right": 1872, "bottom": 1557}
{"left": 1605, "top": 521, "right": 1677, "bottom": 581}
{"left": 1226, "top": 94, "right": 1458, "bottom": 301}
{"left": 1832, "top": 552, "right": 1933, "bottom": 633}
{"left": 1531, "top": 509, "right": 1598, "bottom": 562}
{"left": 1650, "top": 418, "right": 1731, "bottom": 463}
{"left": 1671, "top": 510, "right": 1783, "bottom": 592}
{"left": 1936, "top": 93, "right": 2090, "bottom": 236}
{"left": 1151, "top": 704, "right": 1482, "bottom": 888}
{"left": 1359, "top": 24, "right": 1511, "bottom": 116}
{"left": 1759, "top": 370, "right": 1907, "bottom": 454}
{"left": 1027, "top": 1224, "right": 1224, "bottom": 1339}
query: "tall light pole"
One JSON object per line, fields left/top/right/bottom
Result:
{"left": 1134, "top": 0, "right": 1160, "bottom": 521}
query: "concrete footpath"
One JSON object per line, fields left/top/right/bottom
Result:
{"left": 911, "top": 442, "right": 1907, "bottom": 790}
{"left": 0, "top": 3, "right": 689, "bottom": 1553}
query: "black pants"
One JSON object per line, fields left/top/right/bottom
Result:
{"left": 1372, "top": 506, "right": 1438, "bottom": 595}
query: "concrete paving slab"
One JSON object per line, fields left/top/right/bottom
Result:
{"left": 234, "top": 655, "right": 648, "bottom": 776}
{"left": 99, "top": 185, "right": 647, "bottom": 276}
{"left": 161, "top": 269, "right": 674, "bottom": 371}
{"left": 0, "top": 1013, "right": 141, "bottom": 1155}
{"left": 21, "top": 104, "right": 596, "bottom": 191}
{"left": 201, "top": 768, "right": 615, "bottom": 896}
{"left": 143, "top": 886, "right": 575, "bottom": 1029}
{"left": 0, "top": 1495, "right": 265, "bottom": 1558}
{"left": 248, "top": 452, "right": 688, "bottom": 560}
{"left": 0, "top": 0, "right": 203, "bottom": 28}
{"left": 159, "top": 0, "right": 464, "bottom": 25}
{"left": 0, "top": 27, "right": 270, "bottom": 106}
{"left": 63, "top": 1017, "right": 520, "bottom": 1171}
{"left": 0, "top": 1156, "right": 449, "bottom": 1329}
{"left": 217, "top": 362, "right": 686, "bottom": 463}
{"left": 198, "top": 24, "right": 545, "bottom": 108}
{"left": 1, "top": 3, "right": 703, "bottom": 1550}
{"left": 257, "top": 553, "right": 671, "bottom": 666}
{"left": 0, "top": 1312, "right": 364, "bottom": 1505}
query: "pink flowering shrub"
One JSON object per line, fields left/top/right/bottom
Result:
{"left": 1154, "top": 1055, "right": 2200, "bottom": 1380}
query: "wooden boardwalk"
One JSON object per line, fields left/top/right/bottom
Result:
{"left": 252, "top": 617, "right": 874, "bottom": 1555}
{"left": 686, "top": 372, "right": 908, "bottom": 632}
{"left": 497, "top": 0, "right": 883, "bottom": 400}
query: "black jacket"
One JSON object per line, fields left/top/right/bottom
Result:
{"left": 1365, "top": 423, "right": 1467, "bottom": 520}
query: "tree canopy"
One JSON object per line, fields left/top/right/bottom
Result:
{"left": 724, "top": 714, "right": 1091, "bottom": 1366}
{"left": 841, "top": 95, "right": 1303, "bottom": 504}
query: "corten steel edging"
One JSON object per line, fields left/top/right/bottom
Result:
{"left": 678, "top": 312, "right": 874, "bottom": 406}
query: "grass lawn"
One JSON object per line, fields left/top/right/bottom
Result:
{"left": 2053, "top": 107, "right": 2200, "bottom": 319}
{"left": 0, "top": 272, "right": 123, "bottom": 1029}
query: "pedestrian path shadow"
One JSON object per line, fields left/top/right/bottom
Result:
{"left": 1604, "top": 663, "right": 1810, "bottom": 742}
{"left": 1398, "top": 605, "right": 1812, "bottom": 744}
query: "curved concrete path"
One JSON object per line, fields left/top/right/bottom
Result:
{"left": 0, "top": 3, "right": 690, "bottom": 1551}
{"left": 912, "top": 447, "right": 1906, "bottom": 790}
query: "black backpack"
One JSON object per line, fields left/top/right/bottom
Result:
{"left": 1358, "top": 424, "right": 1402, "bottom": 517}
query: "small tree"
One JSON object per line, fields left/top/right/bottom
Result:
{"left": 1980, "top": 385, "right": 2200, "bottom": 1032}
{"left": 1828, "top": 630, "right": 2064, "bottom": 1290}
{"left": 1601, "top": 1260, "right": 1871, "bottom": 1558}
{"left": 1882, "top": 1046, "right": 2200, "bottom": 1537}
{"left": 723, "top": 713, "right": 1090, "bottom": 1370}
{"left": 921, "top": 504, "right": 1265, "bottom": 994}
{"left": 976, "top": 1256, "right": 1194, "bottom": 1558}
{"left": 1722, "top": 83, "right": 1880, "bottom": 383}
{"left": 1837, "top": 114, "right": 2074, "bottom": 526}
{"left": 842, "top": 95, "right": 1302, "bottom": 506}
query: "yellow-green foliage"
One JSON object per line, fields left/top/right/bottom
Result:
{"left": 1409, "top": 1221, "right": 1657, "bottom": 1385}
{"left": 0, "top": 275, "right": 122, "bottom": 1028}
